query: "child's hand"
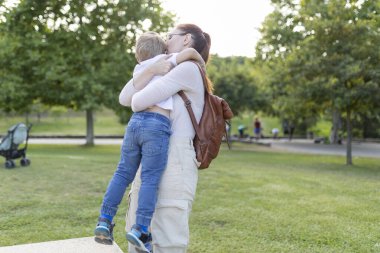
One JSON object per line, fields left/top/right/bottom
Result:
{"left": 148, "top": 55, "right": 173, "bottom": 76}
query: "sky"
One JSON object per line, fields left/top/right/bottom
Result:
{"left": 2, "top": 0, "right": 274, "bottom": 57}
{"left": 161, "top": 0, "right": 274, "bottom": 57}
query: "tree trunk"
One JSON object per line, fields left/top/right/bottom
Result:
{"left": 86, "top": 109, "right": 94, "bottom": 146}
{"left": 330, "top": 109, "right": 341, "bottom": 144}
{"left": 346, "top": 109, "right": 352, "bottom": 165}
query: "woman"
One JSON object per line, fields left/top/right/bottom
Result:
{"left": 119, "top": 23, "right": 212, "bottom": 253}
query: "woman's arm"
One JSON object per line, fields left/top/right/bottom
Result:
{"left": 119, "top": 57, "right": 173, "bottom": 106}
{"left": 131, "top": 62, "right": 200, "bottom": 112}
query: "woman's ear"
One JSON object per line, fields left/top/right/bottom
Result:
{"left": 183, "top": 33, "right": 192, "bottom": 47}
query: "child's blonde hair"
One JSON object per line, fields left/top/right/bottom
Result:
{"left": 135, "top": 32, "right": 166, "bottom": 63}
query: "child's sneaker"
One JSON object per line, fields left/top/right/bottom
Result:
{"left": 136, "top": 242, "right": 153, "bottom": 253}
{"left": 126, "top": 224, "right": 152, "bottom": 253}
{"left": 94, "top": 218, "right": 115, "bottom": 245}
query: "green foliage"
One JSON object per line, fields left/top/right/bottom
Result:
{"left": 258, "top": 0, "right": 380, "bottom": 121}
{"left": 0, "top": 0, "right": 175, "bottom": 121}
{"left": 208, "top": 56, "right": 268, "bottom": 117}
{"left": 256, "top": 0, "right": 380, "bottom": 163}
{"left": 0, "top": 14, "right": 41, "bottom": 113}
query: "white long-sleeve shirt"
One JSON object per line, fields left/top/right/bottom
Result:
{"left": 119, "top": 61, "right": 205, "bottom": 138}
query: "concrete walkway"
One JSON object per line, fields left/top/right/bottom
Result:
{"left": 0, "top": 237, "right": 124, "bottom": 253}
{"left": 271, "top": 141, "right": 380, "bottom": 158}
{"left": 28, "top": 137, "right": 380, "bottom": 158}
{"left": 260, "top": 138, "right": 380, "bottom": 158}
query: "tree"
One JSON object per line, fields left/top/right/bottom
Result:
{"left": 256, "top": 0, "right": 380, "bottom": 165}
{"left": 208, "top": 56, "right": 266, "bottom": 117}
{"left": 254, "top": 3, "right": 320, "bottom": 135}
{"left": 0, "top": 1, "right": 44, "bottom": 115}
{"left": 1, "top": 0, "right": 175, "bottom": 145}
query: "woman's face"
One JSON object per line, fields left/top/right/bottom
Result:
{"left": 166, "top": 29, "right": 191, "bottom": 54}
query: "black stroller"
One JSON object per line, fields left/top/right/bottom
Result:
{"left": 0, "top": 123, "right": 32, "bottom": 168}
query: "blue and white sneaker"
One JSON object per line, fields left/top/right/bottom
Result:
{"left": 136, "top": 242, "right": 153, "bottom": 253}
{"left": 126, "top": 224, "right": 152, "bottom": 253}
{"left": 143, "top": 242, "right": 153, "bottom": 253}
{"left": 94, "top": 218, "right": 115, "bottom": 245}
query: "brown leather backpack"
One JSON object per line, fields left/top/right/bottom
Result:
{"left": 178, "top": 63, "right": 234, "bottom": 169}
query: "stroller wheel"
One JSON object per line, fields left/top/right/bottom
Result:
{"left": 20, "top": 158, "right": 31, "bottom": 167}
{"left": 5, "top": 160, "right": 15, "bottom": 169}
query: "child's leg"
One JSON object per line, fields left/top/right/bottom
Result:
{"left": 125, "top": 112, "right": 170, "bottom": 252}
{"left": 136, "top": 125, "right": 170, "bottom": 229}
{"left": 100, "top": 121, "right": 142, "bottom": 221}
{"left": 95, "top": 118, "right": 143, "bottom": 243}
{"left": 126, "top": 130, "right": 169, "bottom": 252}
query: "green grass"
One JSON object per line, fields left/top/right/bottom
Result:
{"left": 0, "top": 110, "right": 282, "bottom": 138}
{"left": 1, "top": 143, "right": 379, "bottom": 252}
{"left": 0, "top": 109, "right": 126, "bottom": 136}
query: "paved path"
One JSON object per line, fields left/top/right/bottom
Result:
{"left": 231, "top": 138, "right": 379, "bottom": 158}
{"left": 268, "top": 139, "right": 380, "bottom": 158}
{"left": 28, "top": 137, "right": 380, "bottom": 158}
{"left": 0, "top": 237, "right": 124, "bottom": 253}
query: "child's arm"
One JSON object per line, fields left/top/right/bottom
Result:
{"left": 175, "top": 48, "right": 206, "bottom": 70}
{"left": 119, "top": 56, "right": 173, "bottom": 106}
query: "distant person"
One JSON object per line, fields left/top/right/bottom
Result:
{"left": 282, "top": 120, "right": 289, "bottom": 135}
{"left": 94, "top": 31, "right": 205, "bottom": 252}
{"left": 253, "top": 117, "right": 261, "bottom": 140}
{"left": 288, "top": 122, "right": 295, "bottom": 141}
{"left": 272, "top": 128, "right": 279, "bottom": 139}
{"left": 238, "top": 124, "right": 246, "bottom": 138}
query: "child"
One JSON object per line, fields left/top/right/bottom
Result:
{"left": 94, "top": 31, "right": 204, "bottom": 252}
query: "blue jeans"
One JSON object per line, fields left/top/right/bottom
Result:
{"left": 100, "top": 112, "right": 171, "bottom": 227}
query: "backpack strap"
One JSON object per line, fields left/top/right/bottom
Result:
{"left": 177, "top": 90, "right": 201, "bottom": 137}
{"left": 177, "top": 62, "right": 231, "bottom": 149}
{"left": 177, "top": 61, "right": 205, "bottom": 138}
{"left": 178, "top": 88, "right": 232, "bottom": 150}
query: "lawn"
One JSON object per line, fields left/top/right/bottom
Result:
{"left": 0, "top": 109, "right": 126, "bottom": 136}
{"left": 0, "top": 143, "right": 379, "bottom": 253}
{"left": 0, "top": 110, "right": 289, "bottom": 138}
